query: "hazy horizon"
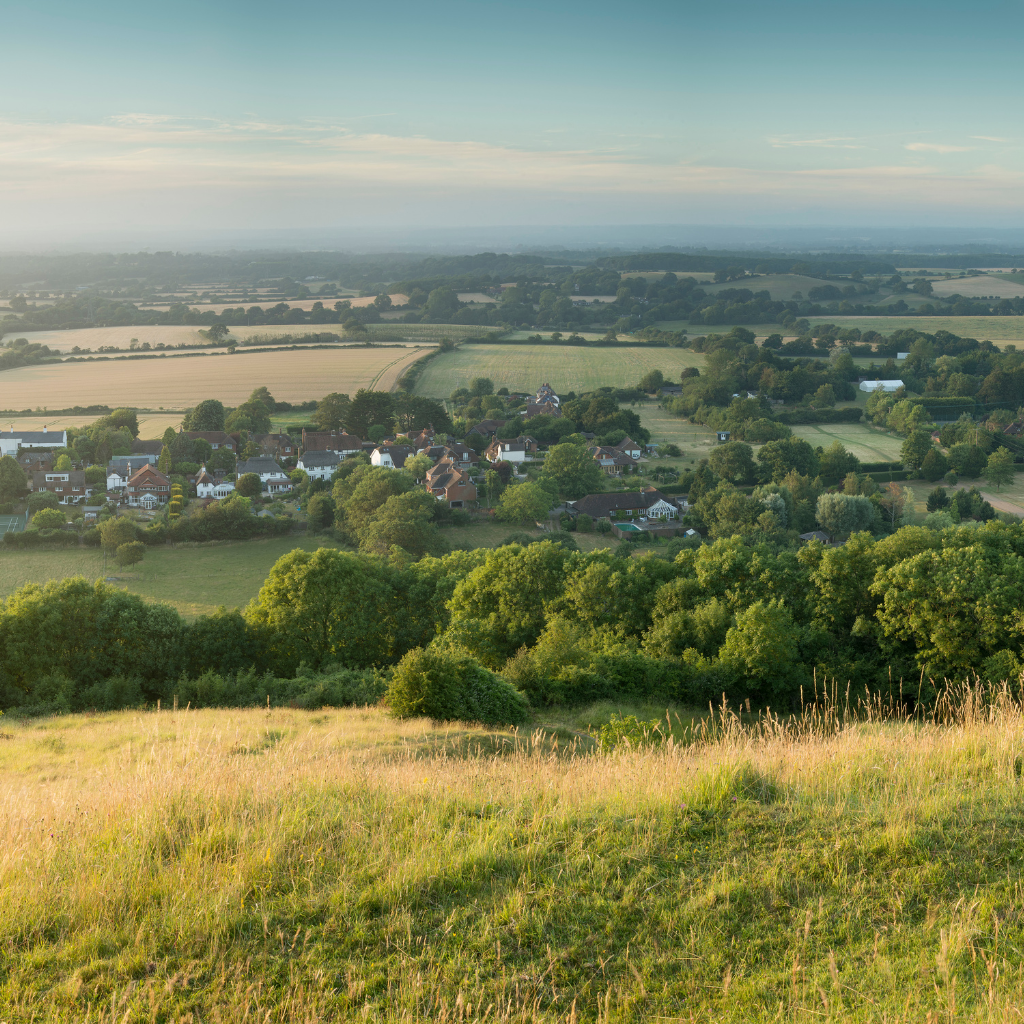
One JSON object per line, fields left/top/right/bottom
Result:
{"left": 4, "top": 0, "right": 1024, "bottom": 245}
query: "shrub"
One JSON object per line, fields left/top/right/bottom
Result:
{"left": 30, "top": 508, "right": 65, "bottom": 531}
{"left": 576, "top": 513, "right": 594, "bottom": 533}
{"left": 661, "top": 444, "right": 682, "bottom": 457}
{"left": 386, "top": 647, "right": 529, "bottom": 726}
{"left": 27, "top": 491, "right": 60, "bottom": 513}
{"left": 596, "top": 518, "right": 613, "bottom": 534}
{"left": 596, "top": 713, "right": 666, "bottom": 752}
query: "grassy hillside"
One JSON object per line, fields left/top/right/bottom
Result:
{"left": 413, "top": 343, "right": 704, "bottom": 398}
{"left": 3, "top": 699, "right": 1024, "bottom": 1021}
{"left": 0, "top": 536, "right": 346, "bottom": 618}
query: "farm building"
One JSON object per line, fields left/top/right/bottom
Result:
{"left": 859, "top": 380, "right": 904, "bottom": 393}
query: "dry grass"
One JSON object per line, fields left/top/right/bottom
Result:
{"left": 4, "top": 693, "right": 1024, "bottom": 1019}
{"left": 930, "top": 276, "right": 1024, "bottom": 299}
{"left": 0, "top": 346, "right": 429, "bottom": 409}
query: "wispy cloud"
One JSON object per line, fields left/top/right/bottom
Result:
{"left": 768, "top": 136, "right": 863, "bottom": 149}
{"left": 970, "top": 135, "right": 1010, "bottom": 143}
{"left": 905, "top": 142, "right": 974, "bottom": 153}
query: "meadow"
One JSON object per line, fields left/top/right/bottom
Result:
{"left": 0, "top": 411, "right": 185, "bottom": 436}
{"left": 0, "top": 536, "right": 344, "bottom": 619}
{"left": 413, "top": 344, "right": 705, "bottom": 398}
{"left": 929, "top": 276, "right": 1024, "bottom": 299}
{"left": 3, "top": 697, "right": 1024, "bottom": 1020}
{"left": 0, "top": 345, "right": 429, "bottom": 411}
{"left": 702, "top": 273, "right": 838, "bottom": 301}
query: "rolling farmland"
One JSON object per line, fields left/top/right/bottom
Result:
{"left": 414, "top": 343, "right": 704, "bottom": 397}
{"left": 0, "top": 346, "right": 430, "bottom": 411}
{"left": 805, "top": 315, "right": 1024, "bottom": 344}
{"left": 786, "top": 422, "right": 904, "bottom": 462}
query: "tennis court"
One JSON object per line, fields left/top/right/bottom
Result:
{"left": 0, "top": 514, "right": 26, "bottom": 535}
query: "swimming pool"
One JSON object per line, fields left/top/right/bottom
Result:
{"left": 617, "top": 523, "right": 642, "bottom": 531}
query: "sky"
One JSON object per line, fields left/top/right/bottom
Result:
{"left": 4, "top": 0, "right": 1024, "bottom": 247}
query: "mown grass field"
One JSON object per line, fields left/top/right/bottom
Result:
{"left": 0, "top": 536, "right": 345, "bottom": 619}
{"left": 414, "top": 344, "right": 705, "bottom": 398}
{"left": 636, "top": 403, "right": 716, "bottom": 463}
{"left": 787, "top": 422, "right": 905, "bottom": 462}
{"left": 4, "top": 701, "right": 1024, "bottom": 1021}
{"left": 0, "top": 345, "right": 430, "bottom": 410}
{"left": 930, "top": 275, "right": 1024, "bottom": 299}
{"left": 905, "top": 476, "right": 1024, "bottom": 518}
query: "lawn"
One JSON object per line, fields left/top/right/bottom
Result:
{"left": 636, "top": 403, "right": 716, "bottom": 463}
{"left": 905, "top": 475, "right": 1024, "bottom": 517}
{"left": 3, "top": 703, "right": 1024, "bottom": 1020}
{"left": 0, "top": 345, "right": 430, "bottom": 411}
{"left": 787, "top": 422, "right": 905, "bottom": 462}
{"left": 413, "top": 343, "right": 705, "bottom": 398}
{"left": 0, "top": 535, "right": 345, "bottom": 619}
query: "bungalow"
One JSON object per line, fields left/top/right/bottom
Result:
{"left": 185, "top": 430, "right": 237, "bottom": 452}
{"left": 125, "top": 464, "right": 171, "bottom": 508}
{"left": 425, "top": 458, "right": 477, "bottom": 508}
{"left": 29, "top": 469, "right": 93, "bottom": 504}
{"left": 569, "top": 488, "right": 675, "bottom": 521}
{"left": 0, "top": 427, "right": 68, "bottom": 457}
{"left": 195, "top": 466, "right": 235, "bottom": 499}
{"left": 371, "top": 444, "right": 415, "bottom": 469}
{"left": 107, "top": 454, "right": 158, "bottom": 491}
{"left": 589, "top": 446, "right": 639, "bottom": 476}
{"left": 483, "top": 436, "right": 538, "bottom": 464}
{"left": 300, "top": 428, "right": 364, "bottom": 457}
{"left": 236, "top": 456, "right": 291, "bottom": 494}
{"left": 298, "top": 450, "right": 341, "bottom": 481}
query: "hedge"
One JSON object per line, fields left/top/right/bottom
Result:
{"left": 3, "top": 529, "right": 79, "bottom": 549}
{"left": 859, "top": 461, "right": 904, "bottom": 473}
{"left": 867, "top": 469, "right": 911, "bottom": 482}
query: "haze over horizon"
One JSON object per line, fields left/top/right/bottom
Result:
{"left": 5, "top": 0, "right": 1024, "bottom": 247}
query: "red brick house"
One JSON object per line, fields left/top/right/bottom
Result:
{"left": 425, "top": 458, "right": 477, "bottom": 507}
{"left": 126, "top": 464, "right": 172, "bottom": 508}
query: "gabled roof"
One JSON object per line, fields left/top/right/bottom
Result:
{"left": 132, "top": 440, "right": 164, "bottom": 457}
{"left": 186, "top": 430, "right": 235, "bottom": 443}
{"left": 299, "top": 451, "right": 340, "bottom": 467}
{"left": 0, "top": 429, "right": 66, "bottom": 444}
{"left": 128, "top": 463, "right": 170, "bottom": 485}
{"left": 237, "top": 456, "right": 286, "bottom": 475}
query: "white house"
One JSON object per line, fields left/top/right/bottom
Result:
{"left": 0, "top": 427, "right": 68, "bottom": 457}
{"left": 236, "top": 456, "right": 291, "bottom": 494}
{"left": 298, "top": 450, "right": 340, "bottom": 481}
{"left": 196, "top": 466, "right": 235, "bottom": 499}
{"left": 371, "top": 445, "right": 414, "bottom": 469}
{"left": 639, "top": 498, "right": 678, "bottom": 520}
{"left": 859, "top": 379, "right": 905, "bottom": 393}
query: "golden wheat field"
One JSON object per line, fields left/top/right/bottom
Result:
{"left": 0, "top": 346, "right": 430, "bottom": 410}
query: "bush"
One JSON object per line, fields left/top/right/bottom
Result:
{"left": 30, "top": 508, "right": 65, "bottom": 530}
{"left": 661, "top": 444, "right": 682, "bottom": 457}
{"left": 596, "top": 518, "right": 613, "bottom": 534}
{"left": 27, "top": 491, "right": 60, "bottom": 513}
{"left": 576, "top": 513, "right": 594, "bottom": 533}
{"left": 386, "top": 647, "right": 529, "bottom": 726}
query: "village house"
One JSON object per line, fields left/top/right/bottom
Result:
{"left": 185, "top": 430, "right": 238, "bottom": 452}
{"left": 253, "top": 433, "right": 297, "bottom": 460}
{"left": 522, "top": 399, "right": 561, "bottom": 419}
{"left": 568, "top": 487, "right": 676, "bottom": 522}
{"left": 419, "top": 443, "right": 477, "bottom": 471}
{"left": 29, "top": 468, "right": 93, "bottom": 504}
{"left": 107, "top": 454, "right": 158, "bottom": 491}
{"left": 371, "top": 444, "right": 415, "bottom": 469}
{"left": 407, "top": 427, "right": 436, "bottom": 449}
{"left": 614, "top": 436, "right": 643, "bottom": 459}
{"left": 236, "top": 456, "right": 291, "bottom": 494}
{"left": 17, "top": 450, "right": 53, "bottom": 473}
{"left": 300, "top": 428, "right": 364, "bottom": 457}
{"left": 466, "top": 418, "right": 506, "bottom": 440}
{"left": 588, "top": 446, "right": 639, "bottom": 476}
{"left": 125, "top": 464, "right": 171, "bottom": 508}
{"left": 483, "top": 436, "right": 538, "bottom": 464}
{"left": 195, "top": 466, "right": 235, "bottom": 499}
{"left": 297, "top": 450, "right": 340, "bottom": 481}
{"left": 0, "top": 427, "right": 68, "bottom": 457}
{"left": 425, "top": 457, "right": 477, "bottom": 508}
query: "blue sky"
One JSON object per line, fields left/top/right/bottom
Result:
{"left": 3, "top": 0, "right": 1024, "bottom": 243}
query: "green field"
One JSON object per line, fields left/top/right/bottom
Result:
{"left": 0, "top": 536, "right": 344, "bottom": 619}
{"left": 905, "top": 476, "right": 1024, "bottom": 517}
{"left": 806, "top": 315, "right": 1024, "bottom": 344}
{"left": 413, "top": 343, "right": 705, "bottom": 398}
{"left": 636, "top": 403, "right": 716, "bottom": 462}
{"left": 4, "top": 703, "right": 1024, "bottom": 1020}
{"left": 787, "top": 422, "right": 905, "bottom": 462}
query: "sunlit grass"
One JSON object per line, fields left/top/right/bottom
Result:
{"left": 4, "top": 696, "right": 1024, "bottom": 1020}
